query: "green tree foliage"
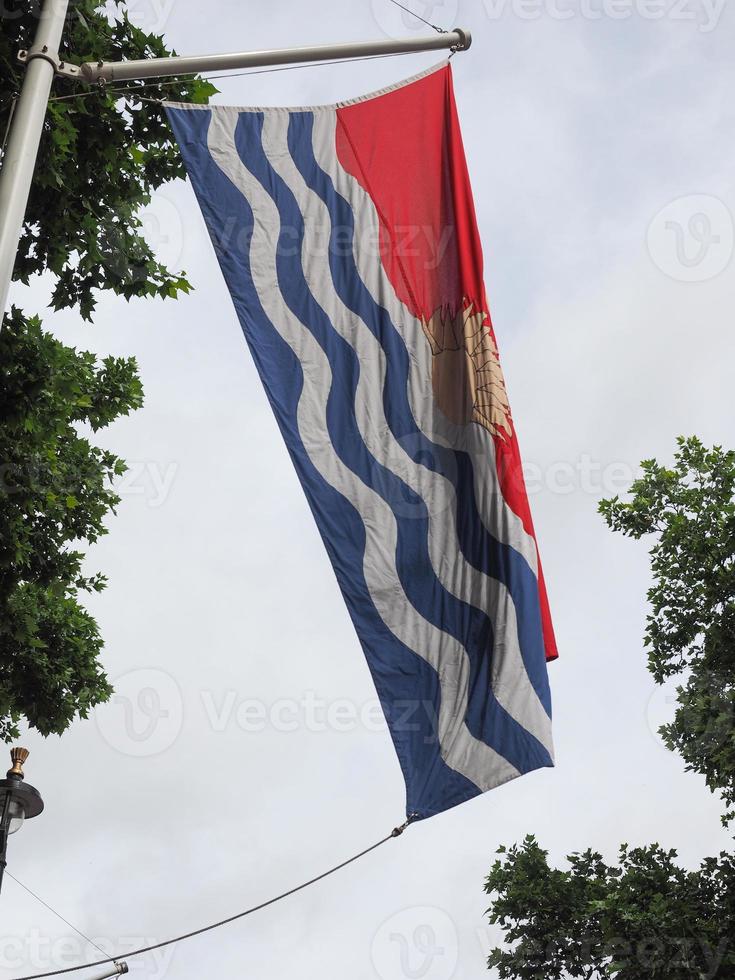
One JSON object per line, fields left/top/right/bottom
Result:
{"left": 2, "top": 0, "right": 215, "bottom": 318}
{"left": 485, "top": 437, "right": 735, "bottom": 977}
{"left": 486, "top": 838, "right": 735, "bottom": 979}
{"left": 0, "top": 309, "right": 143, "bottom": 741}
{"left": 600, "top": 437, "right": 735, "bottom": 822}
{"left": 0, "top": 1, "right": 215, "bottom": 740}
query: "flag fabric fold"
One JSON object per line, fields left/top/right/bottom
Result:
{"left": 166, "top": 61, "right": 556, "bottom": 820}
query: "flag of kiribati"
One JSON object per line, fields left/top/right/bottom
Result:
{"left": 166, "top": 61, "right": 557, "bottom": 821}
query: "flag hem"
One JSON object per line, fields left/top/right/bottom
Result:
{"left": 163, "top": 58, "right": 449, "bottom": 114}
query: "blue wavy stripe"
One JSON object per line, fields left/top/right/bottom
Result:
{"left": 232, "top": 111, "right": 551, "bottom": 776}
{"left": 286, "top": 111, "right": 552, "bottom": 719}
{"left": 167, "top": 104, "right": 488, "bottom": 820}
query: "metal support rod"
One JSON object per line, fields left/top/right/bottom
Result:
{"left": 0, "top": 793, "right": 10, "bottom": 896}
{"left": 0, "top": 0, "right": 70, "bottom": 320}
{"left": 76, "top": 28, "right": 471, "bottom": 84}
{"left": 84, "top": 963, "right": 128, "bottom": 980}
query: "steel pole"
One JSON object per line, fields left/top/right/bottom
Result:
{"left": 83, "top": 964, "right": 128, "bottom": 979}
{"left": 0, "top": 0, "right": 70, "bottom": 320}
{"left": 75, "top": 27, "right": 471, "bottom": 83}
{"left": 0, "top": 794, "right": 10, "bottom": 896}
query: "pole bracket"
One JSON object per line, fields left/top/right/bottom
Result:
{"left": 450, "top": 28, "right": 472, "bottom": 51}
{"left": 17, "top": 46, "right": 83, "bottom": 80}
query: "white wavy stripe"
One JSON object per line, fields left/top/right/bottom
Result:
{"left": 206, "top": 107, "right": 520, "bottom": 793}
{"left": 310, "top": 112, "right": 540, "bottom": 580}
{"left": 259, "top": 112, "right": 552, "bottom": 754}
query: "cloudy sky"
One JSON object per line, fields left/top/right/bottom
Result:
{"left": 4, "top": 0, "right": 735, "bottom": 978}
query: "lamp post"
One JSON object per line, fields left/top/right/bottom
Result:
{"left": 0, "top": 756, "right": 124, "bottom": 975}
{"left": 0, "top": 747, "right": 44, "bottom": 894}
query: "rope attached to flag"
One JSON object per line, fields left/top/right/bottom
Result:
{"left": 11, "top": 820, "right": 413, "bottom": 980}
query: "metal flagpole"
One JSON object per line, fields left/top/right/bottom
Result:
{"left": 0, "top": 0, "right": 70, "bottom": 319}
{"left": 57, "top": 28, "right": 471, "bottom": 84}
{"left": 0, "top": 17, "right": 471, "bottom": 321}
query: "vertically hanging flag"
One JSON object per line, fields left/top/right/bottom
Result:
{"left": 166, "top": 62, "right": 557, "bottom": 821}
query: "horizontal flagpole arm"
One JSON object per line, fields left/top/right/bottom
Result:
{"left": 70, "top": 28, "right": 471, "bottom": 84}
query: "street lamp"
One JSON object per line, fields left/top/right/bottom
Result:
{"left": 0, "top": 747, "right": 44, "bottom": 894}
{"left": 0, "top": 759, "right": 125, "bottom": 975}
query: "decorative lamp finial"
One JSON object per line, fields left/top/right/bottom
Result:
{"left": 8, "top": 747, "right": 29, "bottom": 779}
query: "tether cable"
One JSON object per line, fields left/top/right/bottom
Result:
{"left": 11, "top": 820, "right": 412, "bottom": 980}
{"left": 6, "top": 873, "right": 108, "bottom": 959}
{"left": 1, "top": 94, "right": 19, "bottom": 160}
{"left": 386, "top": 0, "right": 447, "bottom": 32}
